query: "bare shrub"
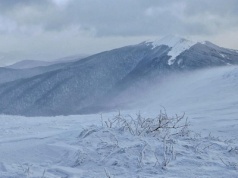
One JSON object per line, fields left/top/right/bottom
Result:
{"left": 220, "top": 158, "right": 238, "bottom": 170}
{"left": 102, "top": 109, "right": 190, "bottom": 139}
{"left": 101, "top": 109, "right": 190, "bottom": 169}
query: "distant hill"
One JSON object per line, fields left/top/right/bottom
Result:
{"left": 0, "top": 55, "right": 87, "bottom": 84}
{"left": 6, "top": 60, "right": 53, "bottom": 69}
{"left": 6, "top": 55, "right": 87, "bottom": 69}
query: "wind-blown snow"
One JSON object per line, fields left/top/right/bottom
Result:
{"left": 146, "top": 35, "right": 197, "bottom": 65}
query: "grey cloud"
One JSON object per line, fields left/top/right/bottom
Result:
{"left": 184, "top": 0, "right": 238, "bottom": 16}
{"left": 0, "top": 0, "right": 51, "bottom": 12}
{"left": 1, "top": 0, "right": 238, "bottom": 37}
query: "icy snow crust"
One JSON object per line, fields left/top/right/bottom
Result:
{"left": 146, "top": 35, "right": 197, "bottom": 65}
{"left": 0, "top": 66, "right": 238, "bottom": 177}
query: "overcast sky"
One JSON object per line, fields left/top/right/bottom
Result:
{"left": 0, "top": 0, "right": 238, "bottom": 66}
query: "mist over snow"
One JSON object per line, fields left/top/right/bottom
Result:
{"left": 107, "top": 66, "right": 238, "bottom": 138}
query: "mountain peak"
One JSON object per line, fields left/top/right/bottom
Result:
{"left": 145, "top": 35, "right": 197, "bottom": 65}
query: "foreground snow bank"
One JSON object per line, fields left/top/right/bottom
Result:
{"left": 0, "top": 112, "right": 237, "bottom": 178}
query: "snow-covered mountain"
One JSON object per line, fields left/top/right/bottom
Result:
{"left": 0, "top": 35, "right": 237, "bottom": 116}
{"left": 146, "top": 35, "right": 238, "bottom": 67}
{"left": 145, "top": 35, "right": 197, "bottom": 65}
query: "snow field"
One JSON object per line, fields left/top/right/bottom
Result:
{"left": 0, "top": 112, "right": 237, "bottom": 177}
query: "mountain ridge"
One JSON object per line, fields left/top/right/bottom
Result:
{"left": 0, "top": 36, "right": 237, "bottom": 116}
